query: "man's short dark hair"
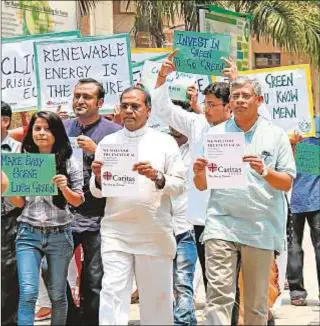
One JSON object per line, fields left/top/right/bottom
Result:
{"left": 75, "top": 78, "right": 105, "bottom": 100}
{"left": 120, "top": 87, "right": 152, "bottom": 108}
{"left": 203, "top": 82, "right": 230, "bottom": 105}
{"left": 172, "top": 100, "right": 192, "bottom": 112}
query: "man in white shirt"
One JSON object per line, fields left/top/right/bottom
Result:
{"left": 151, "top": 55, "right": 235, "bottom": 294}
{"left": 90, "top": 87, "right": 186, "bottom": 325}
{"left": 169, "top": 126, "right": 198, "bottom": 325}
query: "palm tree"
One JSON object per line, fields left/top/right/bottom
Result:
{"left": 78, "top": 0, "right": 101, "bottom": 16}
{"left": 127, "top": 0, "right": 320, "bottom": 68}
{"left": 77, "top": 0, "right": 320, "bottom": 67}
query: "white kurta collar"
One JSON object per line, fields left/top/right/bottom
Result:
{"left": 124, "top": 124, "right": 148, "bottom": 138}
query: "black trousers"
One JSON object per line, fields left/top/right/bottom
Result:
{"left": 67, "top": 231, "right": 103, "bottom": 326}
{"left": 1, "top": 211, "right": 20, "bottom": 326}
{"left": 193, "top": 225, "right": 240, "bottom": 326}
{"left": 287, "top": 210, "right": 320, "bottom": 300}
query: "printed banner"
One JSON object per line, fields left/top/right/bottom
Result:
{"left": 1, "top": 31, "right": 80, "bottom": 112}
{"left": 34, "top": 34, "right": 133, "bottom": 112}
{"left": 100, "top": 143, "right": 138, "bottom": 197}
{"left": 295, "top": 143, "right": 320, "bottom": 175}
{"left": 199, "top": 5, "right": 252, "bottom": 71}
{"left": 1, "top": 153, "right": 57, "bottom": 196}
{"left": 204, "top": 133, "right": 246, "bottom": 189}
{"left": 173, "top": 30, "right": 231, "bottom": 76}
{"left": 1, "top": 1, "right": 77, "bottom": 37}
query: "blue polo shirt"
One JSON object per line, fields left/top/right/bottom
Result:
{"left": 203, "top": 117, "right": 296, "bottom": 253}
{"left": 290, "top": 137, "right": 320, "bottom": 214}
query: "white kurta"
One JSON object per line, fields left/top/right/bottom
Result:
{"left": 90, "top": 124, "right": 186, "bottom": 259}
{"left": 171, "top": 142, "right": 194, "bottom": 236}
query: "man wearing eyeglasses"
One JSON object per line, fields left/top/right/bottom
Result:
{"left": 193, "top": 76, "right": 296, "bottom": 325}
{"left": 62, "top": 78, "right": 121, "bottom": 325}
{"left": 1, "top": 101, "right": 22, "bottom": 326}
{"left": 90, "top": 86, "right": 186, "bottom": 325}
{"left": 151, "top": 53, "right": 235, "bottom": 298}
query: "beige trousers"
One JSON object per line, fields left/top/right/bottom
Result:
{"left": 203, "top": 239, "right": 274, "bottom": 326}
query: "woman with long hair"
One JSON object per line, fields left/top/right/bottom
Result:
{"left": 10, "top": 111, "right": 84, "bottom": 325}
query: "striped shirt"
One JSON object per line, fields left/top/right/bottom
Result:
{"left": 17, "top": 156, "right": 84, "bottom": 227}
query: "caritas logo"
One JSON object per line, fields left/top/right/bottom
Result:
{"left": 46, "top": 100, "right": 54, "bottom": 105}
{"left": 207, "top": 163, "right": 218, "bottom": 173}
{"left": 103, "top": 171, "right": 113, "bottom": 181}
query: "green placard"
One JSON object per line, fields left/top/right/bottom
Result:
{"left": 173, "top": 30, "right": 231, "bottom": 76}
{"left": 295, "top": 143, "right": 320, "bottom": 175}
{"left": 1, "top": 153, "right": 58, "bottom": 196}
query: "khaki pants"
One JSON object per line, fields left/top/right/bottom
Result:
{"left": 203, "top": 239, "right": 274, "bottom": 326}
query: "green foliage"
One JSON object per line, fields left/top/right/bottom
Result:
{"left": 126, "top": 0, "right": 320, "bottom": 68}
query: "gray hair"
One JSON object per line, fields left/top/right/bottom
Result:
{"left": 230, "top": 76, "right": 262, "bottom": 96}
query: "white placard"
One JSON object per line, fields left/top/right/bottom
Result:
{"left": 34, "top": 34, "right": 133, "bottom": 112}
{"left": 204, "top": 133, "right": 246, "bottom": 189}
{"left": 69, "top": 137, "right": 83, "bottom": 178}
{"left": 215, "top": 65, "right": 315, "bottom": 136}
{"left": 1, "top": 31, "right": 80, "bottom": 112}
{"left": 140, "top": 60, "right": 210, "bottom": 103}
{"left": 100, "top": 143, "right": 138, "bottom": 197}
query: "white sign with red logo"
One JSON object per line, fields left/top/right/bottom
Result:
{"left": 204, "top": 133, "right": 246, "bottom": 189}
{"left": 100, "top": 142, "right": 138, "bottom": 197}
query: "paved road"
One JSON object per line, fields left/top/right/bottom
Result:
{"left": 36, "top": 224, "right": 319, "bottom": 325}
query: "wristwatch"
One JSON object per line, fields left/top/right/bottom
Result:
{"left": 154, "top": 170, "right": 164, "bottom": 182}
{"left": 260, "top": 165, "right": 268, "bottom": 177}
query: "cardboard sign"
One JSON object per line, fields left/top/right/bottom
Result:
{"left": 34, "top": 34, "right": 133, "bottom": 112}
{"left": 1, "top": 31, "right": 80, "bottom": 112}
{"left": 173, "top": 30, "right": 231, "bottom": 76}
{"left": 139, "top": 57, "right": 211, "bottom": 102}
{"left": 241, "top": 65, "right": 315, "bottom": 136}
{"left": 295, "top": 143, "right": 320, "bottom": 175}
{"left": 214, "top": 64, "right": 315, "bottom": 136}
{"left": 132, "top": 53, "right": 169, "bottom": 85}
{"left": 131, "top": 48, "right": 172, "bottom": 64}
{"left": 1, "top": 153, "right": 57, "bottom": 196}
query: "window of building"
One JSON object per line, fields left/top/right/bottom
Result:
{"left": 255, "top": 53, "right": 281, "bottom": 68}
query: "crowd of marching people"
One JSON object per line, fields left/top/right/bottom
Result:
{"left": 1, "top": 54, "right": 319, "bottom": 326}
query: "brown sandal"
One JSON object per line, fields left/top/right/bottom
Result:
{"left": 291, "top": 298, "right": 307, "bottom": 306}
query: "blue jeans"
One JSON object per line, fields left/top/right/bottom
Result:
{"left": 16, "top": 223, "right": 73, "bottom": 326}
{"left": 173, "top": 230, "right": 198, "bottom": 326}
